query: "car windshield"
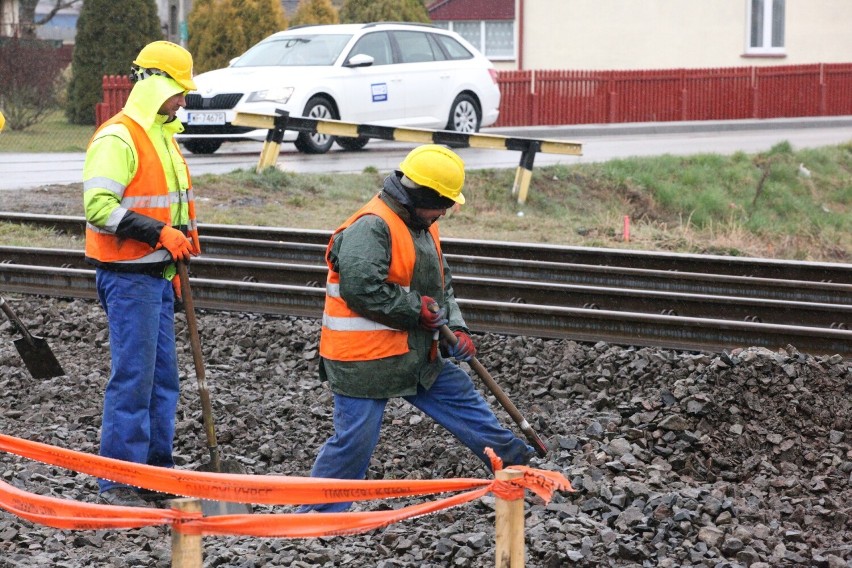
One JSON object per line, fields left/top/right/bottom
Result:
{"left": 232, "top": 34, "right": 352, "bottom": 67}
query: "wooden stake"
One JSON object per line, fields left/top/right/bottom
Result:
{"left": 495, "top": 468, "right": 525, "bottom": 568}
{"left": 170, "top": 498, "right": 203, "bottom": 568}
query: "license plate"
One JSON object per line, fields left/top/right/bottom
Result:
{"left": 187, "top": 111, "right": 226, "bottom": 125}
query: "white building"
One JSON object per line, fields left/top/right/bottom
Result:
{"left": 0, "top": 0, "right": 301, "bottom": 45}
{"left": 429, "top": 0, "right": 852, "bottom": 71}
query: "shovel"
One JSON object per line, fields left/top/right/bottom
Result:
{"left": 0, "top": 296, "right": 65, "bottom": 379}
{"left": 176, "top": 261, "right": 253, "bottom": 516}
{"left": 439, "top": 324, "right": 549, "bottom": 458}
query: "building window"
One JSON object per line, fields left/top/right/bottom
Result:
{"left": 433, "top": 20, "right": 515, "bottom": 60}
{"left": 747, "top": 0, "right": 785, "bottom": 55}
{"left": 169, "top": 4, "right": 178, "bottom": 43}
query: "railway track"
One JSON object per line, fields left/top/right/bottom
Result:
{"left": 1, "top": 213, "right": 850, "bottom": 357}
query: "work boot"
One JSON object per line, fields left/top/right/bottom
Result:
{"left": 98, "top": 487, "right": 152, "bottom": 508}
{"left": 138, "top": 488, "right": 180, "bottom": 506}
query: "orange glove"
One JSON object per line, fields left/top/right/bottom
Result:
{"left": 159, "top": 226, "right": 193, "bottom": 261}
{"left": 188, "top": 229, "right": 202, "bottom": 256}
{"left": 172, "top": 274, "right": 182, "bottom": 301}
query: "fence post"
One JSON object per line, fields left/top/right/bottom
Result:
{"left": 607, "top": 75, "right": 618, "bottom": 123}
{"left": 495, "top": 468, "right": 525, "bottom": 568}
{"left": 170, "top": 498, "right": 203, "bottom": 568}
{"left": 530, "top": 70, "right": 539, "bottom": 125}
{"left": 750, "top": 67, "right": 760, "bottom": 118}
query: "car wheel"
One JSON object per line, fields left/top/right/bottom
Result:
{"left": 295, "top": 97, "right": 336, "bottom": 154}
{"left": 446, "top": 94, "right": 481, "bottom": 133}
{"left": 182, "top": 139, "right": 222, "bottom": 155}
{"left": 335, "top": 136, "right": 370, "bottom": 151}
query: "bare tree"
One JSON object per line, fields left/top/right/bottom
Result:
{"left": 16, "top": 0, "right": 82, "bottom": 38}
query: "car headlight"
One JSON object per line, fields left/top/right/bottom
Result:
{"left": 246, "top": 87, "right": 295, "bottom": 104}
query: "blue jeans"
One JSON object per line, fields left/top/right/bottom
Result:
{"left": 96, "top": 269, "right": 180, "bottom": 494}
{"left": 299, "top": 361, "right": 534, "bottom": 512}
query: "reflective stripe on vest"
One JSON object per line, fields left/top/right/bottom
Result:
{"left": 319, "top": 196, "right": 443, "bottom": 362}
{"left": 85, "top": 113, "right": 195, "bottom": 264}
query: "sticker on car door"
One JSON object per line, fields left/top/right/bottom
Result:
{"left": 371, "top": 83, "right": 388, "bottom": 102}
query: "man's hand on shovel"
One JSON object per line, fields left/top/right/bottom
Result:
{"left": 444, "top": 329, "right": 476, "bottom": 361}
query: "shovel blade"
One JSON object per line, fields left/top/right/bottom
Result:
{"left": 13, "top": 335, "right": 65, "bottom": 379}
{"left": 201, "top": 498, "right": 253, "bottom": 516}
{"left": 197, "top": 458, "right": 254, "bottom": 516}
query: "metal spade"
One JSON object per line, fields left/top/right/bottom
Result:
{"left": 0, "top": 296, "right": 65, "bottom": 379}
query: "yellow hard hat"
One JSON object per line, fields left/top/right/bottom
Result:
{"left": 0, "top": 110, "right": 5, "bottom": 132}
{"left": 133, "top": 41, "right": 196, "bottom": 91}
{"left": 399, "top": 144, "right": 465, "bottom": 204}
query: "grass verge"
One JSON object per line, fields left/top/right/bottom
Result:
{"left": 1, "top": 141, "right": 849, "bottom": 263}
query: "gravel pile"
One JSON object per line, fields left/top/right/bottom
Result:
{"left": 0, "top": 295, "right": 850, "bottom": 567}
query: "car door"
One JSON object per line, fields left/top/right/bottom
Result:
{"left": 389, "top": 30, "right": 454, "bottom": 128}
{"left": 336, "top": 31, "right": 405, "bottom": 125}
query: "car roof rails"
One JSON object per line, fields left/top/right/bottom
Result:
{"left": 286, "top": 24, "right": 322, "bottom": 31}
{"left": 361, "top": 22, "right": 439, "bottom": 29}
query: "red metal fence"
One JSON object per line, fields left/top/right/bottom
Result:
{"left": 95, "top": 75, "right": 133, "bottom": 126}
{"left": 493, "top": 63, "right": 852, "bottom": 126}
{"left": 96, "top": 63, "right": 852, "bottom": 128}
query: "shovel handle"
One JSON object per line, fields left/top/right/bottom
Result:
{"left": 176, "top": 261, "right": 222, "bottom": 472}
{"left": 439, "top": 324, "right": 549, "bottom": 458}
{"left": 0, "top": 297, "right": 36, "bottom": 347}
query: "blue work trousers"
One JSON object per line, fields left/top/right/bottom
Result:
{"left": 300, "top": 361, "right": 534, "bottom": 512}
{"left": 96, "top": 269, "right": 180, "bottom": 494}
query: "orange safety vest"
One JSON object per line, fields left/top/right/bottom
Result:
{"left": 85, "top": 113, "right": 196, "bottom": 264}
{"left": 320, "top": 196, "right": 444, "bottom": 362}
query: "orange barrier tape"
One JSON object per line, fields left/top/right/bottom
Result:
{"left": 0, "top": 478, "right": 181, "bottom": 530}
{"left": 0, "top": 474, "right": 490, "bottom": 536}
{"left": 0, "top": 433, "right": 488, "bottom": 505}
{"left": 484, "top": 448, "right": 572, "bottom": 502}
{"left": 191, "top": 486, "right": 494, "bottom": 537}
{"left": 0, "top": 433, "right": 573, "bottom": 538}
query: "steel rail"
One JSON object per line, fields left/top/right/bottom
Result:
{"left": 2, "top": 246, "right": 850, "bottom": 329}
{"left": 5, "top": 244, "right": 852, "bottom": 316}
{"left": 7, "top": 240, "right": 850, "bottom": 306}
{"left": 0, "top": 264, "right": 850, "bottom": 357}
{"left": 3, "top": 212, "right": 850, "bottom": 283}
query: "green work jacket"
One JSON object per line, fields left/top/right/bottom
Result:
{"left": 320, "top": 192, "right": 468, "bottom": 398}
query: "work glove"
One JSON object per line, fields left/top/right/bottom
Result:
{"left": 445, "top": 330, "right": 476, "bottom": 362}
{"left": 159, "top": 226, "right": 193, "bottom": 262}
{"left": 188, "top": 229, "right": 202, "bottom": 256}
{"left": 172, "top": 274, "right": 182, "bottom": 301}
{"left": 418, "top": 296, "right": 447, "bottom": 331}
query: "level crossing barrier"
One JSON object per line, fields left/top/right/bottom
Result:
{"left": 233, "top": 110, "right": 583, "bottom": 204}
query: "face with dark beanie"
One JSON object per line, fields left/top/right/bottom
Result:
{"left": 398, "top": 175, "right": 457, "bottom": 228}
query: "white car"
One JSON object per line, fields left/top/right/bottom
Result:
{"left": 176, "top": 22, "right": 501, "bottom": 154}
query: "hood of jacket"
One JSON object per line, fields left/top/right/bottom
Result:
{"left": 123, "top": 74, "right": 185, "bottom": 131}
{"left": 381, "top": 171, "right": 432, "bottom": 232}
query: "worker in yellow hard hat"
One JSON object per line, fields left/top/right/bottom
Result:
{"left": 298, "top": 144, "right": 536, "bottom": 513}
{"left": 82, "top": 41, "right": 199, "bottom": 509}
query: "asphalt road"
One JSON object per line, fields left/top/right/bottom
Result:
{"left": 0, "top": 117, "right": 850, "bottom": 191}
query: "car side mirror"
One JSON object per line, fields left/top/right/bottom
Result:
{"left": 344, "top": 53, "right": 375, "bottom": 68}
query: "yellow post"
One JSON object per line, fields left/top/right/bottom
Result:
{"left": 256, "top": 140, "right": 280, "bottom": 173}
{"left": 512, "top": 143, "right": 540, "bottom": 205}
{"left": 512, "top": 166, "right": 533, "bottom": 204}
{"left": 495, "top": 468, "right": 525, "bottom": 568}
{"left": 170, "top": 498, "right": 203, "bottom": 568}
